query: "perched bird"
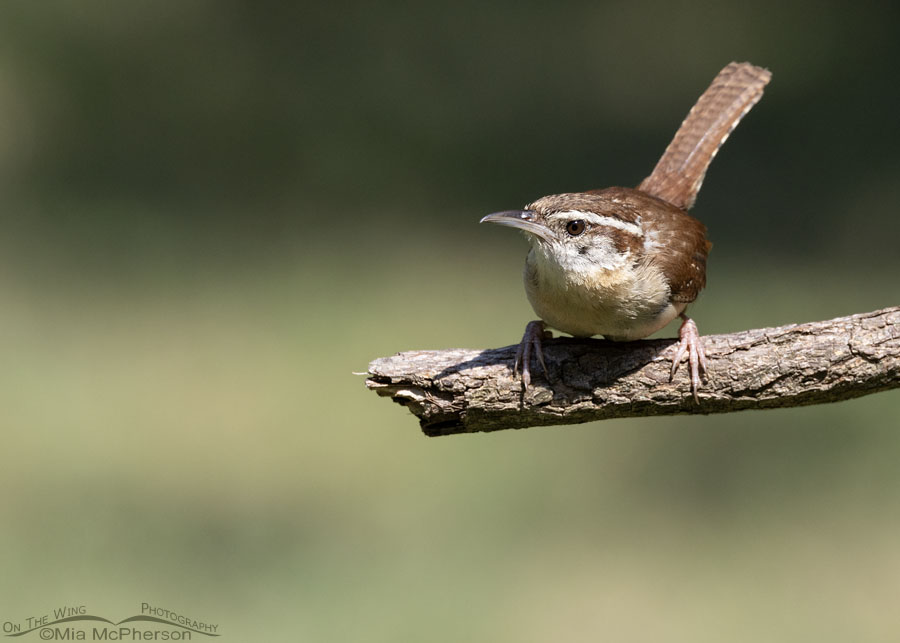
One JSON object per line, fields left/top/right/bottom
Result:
{"left": 481, "top": 62, "right": 771, "bottom": 401}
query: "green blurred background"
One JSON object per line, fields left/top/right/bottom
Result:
{"left": 1, "top": 1, "right": 899, "bottom": 640}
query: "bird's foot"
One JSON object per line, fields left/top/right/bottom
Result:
{"left": 670, "top": 313, "right": 708, "bottom": 403}
{"left": 514, "top": 320, "right": 550, "bottom": 389}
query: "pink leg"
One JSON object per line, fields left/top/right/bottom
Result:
{"left": 514, "top": 320, "right": 549, "bottom": 388}
{"left": 670, "top": 313, "right": 708, "bottom": 403}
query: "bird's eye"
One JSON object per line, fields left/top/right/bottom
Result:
{"left": 566, "top": 220, "right": 586, "bottom": 236}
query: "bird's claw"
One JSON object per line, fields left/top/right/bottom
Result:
{"left": 514, "top": 320, "right": 549, "bottom": 389}
{"left": 670, "top": 314, "right": 708, "bottom": 403}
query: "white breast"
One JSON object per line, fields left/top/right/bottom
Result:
{"left": 524, "top": 246, "right": 682, "bottom": 340}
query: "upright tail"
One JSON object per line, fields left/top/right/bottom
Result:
{"left": 638, "top": 62, "right": 771, "bottom": 211}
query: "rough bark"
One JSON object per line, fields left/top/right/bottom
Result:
{"left": 365, "top": 307, "right": 900, "bottom": 437}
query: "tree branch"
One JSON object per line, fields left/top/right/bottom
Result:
{"left": 365, "top": 307, "right": 900, "bottom": 436}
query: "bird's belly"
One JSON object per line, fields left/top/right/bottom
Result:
{"left": 525, "top": 262, "right": 682, "bottom": 340}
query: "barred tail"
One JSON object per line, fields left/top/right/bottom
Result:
{"left": 638, "top": 62, "right": 771, "bottom": 210}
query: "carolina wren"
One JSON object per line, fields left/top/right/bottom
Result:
{"left": 481, "top": 62, "right": 771, "bottom": 401}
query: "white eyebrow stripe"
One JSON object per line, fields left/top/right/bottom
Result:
{"left": 548, "top": 210, "right": 643, "bottom": 236}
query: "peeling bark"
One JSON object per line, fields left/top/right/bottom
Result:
{"left": 365, "top": 307, "right": 900, "bottom": 436}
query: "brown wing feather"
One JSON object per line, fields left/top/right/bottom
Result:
{"left": 652, "top": 211, "right": 711, "bottom": 303}
{"left": 613, "top": 188, "right": 711, "bottom": 303}
{"left": 638, "top": 62, "right": 771, "bottom": 211}
{"left": 585, "top": 187, "right": 711, "bottom": 303}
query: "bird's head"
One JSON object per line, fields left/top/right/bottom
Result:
{"left": 480, "top": 189, "right": 646, "bottom": 273}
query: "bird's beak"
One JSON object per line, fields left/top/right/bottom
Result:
{"left": 480, "top": 210, "right": 552, "bottom": 242}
